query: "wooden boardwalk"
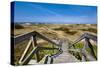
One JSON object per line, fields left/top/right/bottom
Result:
{"left": 53, "top": 39, "right": 79, "bottom": 63}
{"left": 28, "top": 38, "right": 79, "bottom": 64}
{"left": 12, "top": 31, "right": 97, "bottom": 65}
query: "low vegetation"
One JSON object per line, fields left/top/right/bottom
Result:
{"left": 13, "top": 24, "right": 97, "bottom": 64}
{"left": 14, "top": 24, "right": 24, "bottom": 29}
{"left": 53, "top": 27, "right": 77, "bottom": 35}
{"left": 79, "top": 28, "right": 97, "bottom": 33}
{"left": 69, "top": 43, "right": 97, "bottom": 61}
{"left": 14, "top": 40, "right": 59, "bottom": 65}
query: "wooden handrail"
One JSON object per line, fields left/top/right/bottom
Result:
{"left": 13, "top": 31, "right": 62, "bottom": 65}
{"left": 72, "top": 33, "right": 97, "bottom": 45}
{"left": 13, "top": 31, "right": 97, "bottom": 64}
{"left": 20, "top": 47, "right": 38, "bottom": 65}
{"left": 69, "top": 33, "right": 97, "bottom": 61}
{"left": 13, "top": 31, "right": 61, "bottom": 46}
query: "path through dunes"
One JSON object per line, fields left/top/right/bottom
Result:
{"left": 34, "top": 27, "right": 79, "bottom": 63}
{"left": 53, "top": 38, "right": 79, "bottom": 63}
{"left": 28, "top": 38, "right": 79, "bottom": 64}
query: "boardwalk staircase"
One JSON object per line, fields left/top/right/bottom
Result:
{"left": 12, "top": 31, "right": 97, "bottom": 65}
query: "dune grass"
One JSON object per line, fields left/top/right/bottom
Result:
{"left": 14, "top": 40, "right": 59, "bottom": 65}
{"left": 69, "top": 43, "right": 97, "bottom": 61}
{"left": 53, "top": 27, "right": 77, "bottom": 35}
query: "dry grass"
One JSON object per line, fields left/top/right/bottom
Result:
{"left": 13, "top": 24, "right": 97, "bottom": 64}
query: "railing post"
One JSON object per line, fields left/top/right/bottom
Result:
{"left": 81, "top": 48, "right": 88, "bottom": 61}
{"left": 19, "top": 37, "right": 32, "bottom": 64}
{"left": 33, "top": 34, "right": 40, "bottom": 62}
{"left": 85, "top": 37, "right": 97, "bottom": 60}
{"left": 31, "top": 36, "right": 35, "bottom": 47}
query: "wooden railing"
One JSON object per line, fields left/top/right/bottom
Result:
{"left": 69, "top": 33, "right": 97, "bottom": 61}
{"left": 12, "top": 31, "right": 62, "bottom": 65}
{"left": 12, "top": 31, "right": 97, "bottom": 65}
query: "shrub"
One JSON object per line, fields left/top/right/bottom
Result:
{"left": 80, "top": 28, "right": 97, "bottom": 33}
{"left": 14, "top": 24, "right": 24, "bottom": 29}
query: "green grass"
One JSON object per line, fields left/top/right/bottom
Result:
{"left": 79, "top": 28, "right": 97, "bottom": 34}
{"left": 69, "top": 43, "right": 97, "bottom": 61}
{"left": 14, "top": 40, "right": 59, "bottom": 65}
{"left": 53, "top": 27, "right": 77, "bottom": 35}
{"left": 14, "top": 24, "right": 24, "bottom": 29}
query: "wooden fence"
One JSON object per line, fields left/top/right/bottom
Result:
{"left": 69, "top": 33, "right": 97, "bottom": 61}
{"left": 12, "top": 31, "right": 62, "bottom": 65}
{"left": 12, "top": 31, "right": 97, "bottom": 65}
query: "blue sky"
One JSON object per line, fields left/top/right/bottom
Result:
{"left": 13, "top": 1, "right": 97, "bottom": 24}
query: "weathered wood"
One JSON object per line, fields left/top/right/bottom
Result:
{"left": 19, "top": 38, "right": 32, "bottom": 64}
{"left": 13, "top": 31, "right": 97, "bottom": 64}
{"left": 85, "top": 37, "right": 97, "bottom": 60}
{"left": 72, "top": 34, "right": 85, "bottom": 45}
{"left": 41, "top": 55, "right": 53, "bottom": 64}
{"left": 33, "top": 35, "right": 40, "bottom": 62}
{"left": 84, "top": 33, "right": 97, "bottom": 41}
{"left": 44, "top": 56, "right": 49, "bottom": 64}
{"left": 81, "top": 49, "right": 88, "bottom": 61}
{"left": 14, "top": 31, "right": 36, "bottom": 44}
{"left": 81, "top": 49, "right": 96, "bottom": 61}
{"left": 31, "top": 36, "right": 35, "bottom": 47}
{"left": 70, "top": 33, "right": 97, "bottom": 61}
{"left": 14, "top": 31, "right": 60, "bottom": 46}
{"left": 35, "top": 32, "right": 60, "bottom": 46}
{"left": 14, "top": 31, "right": 62, "bottom": 64}
{"left": 20, "top": 47, "right": 38, "bottom": 65}
{"left": 72, "top": 33, "right": 97, "bottom": 45}
{"left": 38, "top": 55, "right": 53, "bottom": 64}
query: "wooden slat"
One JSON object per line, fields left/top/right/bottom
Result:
{"left": 38, "top": 55, "right": 49, "bottom": 64}
{"left": 35, "top": 32, "right": 60, "bottom": 46}
{"left": 81, "top": 49, "right": 96, "bottom": 61}
{"left": 84, "top": 33, "right": 97, "bottom": 41}
{"left": 19, "top": 37, "right": 32, "bottom": 64}
{"left": 14, "top": 31, "right": 36, "bottom": 44}
{"left": 13, "top": 31, "right": 60, "bottom": 46}
{"left": 38, "top": 55, "right": 53, "bottom": 64}
{"left": 72, "top": 33, "right": 97, "bottom": 45}
{"left": 20, "top": 47, "right": 38, "bottom": 65}
{"left": 85, "top": 38, "right": 97, "bottom": 60}
{"left": 33, "top": 35, "right": 40, "bottom": 62}
{"left": 72, "top": 34, "right": 85, "bottom": 45}
{"left": 13, "top": 31, "right": 62, "bottom": 65}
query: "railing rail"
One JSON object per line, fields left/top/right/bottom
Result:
{"left": 12, "top": 31, "right": 62, "bottom": 65}
{"left": 12, "top": 31, "right": 97, "bottom": 65}
{"left": 69, "top": 33, "right": 97, "bottom": 61}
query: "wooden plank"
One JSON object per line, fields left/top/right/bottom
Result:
{"left": 85, "top": 38, "right": 97, "bottom": 60}
{"left": 35, "top": 32, "right": 60, "bottom": 46}
{"left": 14, "top": 31, "right": 36, "bottom": 44}
{"left": 19, "top": 37, "right": 32, "bottom": 64}
{"left": 20, "top": 47, "right": 38, "bottom": 65}
{"left": 84, "top": 33, "right": 97, "bottom": 41}
{"left": 33, "top": 35, "right": 40, "bottom": 62}
{"left": 31, "top": 36, "right": 35, "bottom": 47}
{"left": 81, "top": 49, "right": 96, "bottom": 61}
{"left": 72, "top": 33, "right": 97, "bottom": 46}
{"left": 14, "top": 31, "right": 60, "bottom": 46}
{"left": 81, "top": 49, "right": 88, "bottom": 61}
{"left": 72, "top": 34, "right": 85, "bottom": 45}
{"left": 38, "top": 55, "right": 49, "bottom": 64}
{"left": 81, "top": 37, "right": 97, "bottom": 61}
{"left": 39, "top": 55, "right": 53, "bottom": 64}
